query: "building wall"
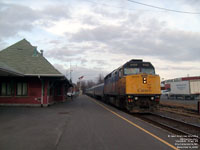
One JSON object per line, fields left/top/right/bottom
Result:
{"left": 49, "top": 82, "right": 65, "bottom": 103}
{"left": 0, "top": 77, "right": 67, "bottom": 106}
{"left": 0, "top": 77, "right": 41, "bottom": 105}
{"left": 54, "top": 84, "right": 65, "bottom": 102}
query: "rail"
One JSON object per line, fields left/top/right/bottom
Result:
{"left": 132, "top": 113, "right": 200, "bottom": 144}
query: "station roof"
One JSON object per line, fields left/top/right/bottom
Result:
{"left": 0, "top": 39, "right": 63, "bottom": 77}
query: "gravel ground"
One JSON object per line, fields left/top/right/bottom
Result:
{"left": 157, "top": 96, "right": 200, "bottom": 127}
{"left": 157, "top": 108, "right": 200, "bottom": 127}
{"left": 160, "top": 96, "right": 198, "bottom": 110}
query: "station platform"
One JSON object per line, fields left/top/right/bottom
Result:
{"left": 0, "top": 95, "right": 181, "bottom": 150}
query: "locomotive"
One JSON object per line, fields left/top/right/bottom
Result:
{"left": 86, "top": 59, "right": 161, "bottom": 113}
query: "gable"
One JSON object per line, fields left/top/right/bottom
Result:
{"left": 0, "top": 39, "right": 63, "bottom": 76}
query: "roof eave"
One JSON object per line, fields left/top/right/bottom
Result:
{"left": 0, "top": 68, "right": 24, "bottom": 77}
{"left": 25, "top": 74, "right": 65, "bottom": 77}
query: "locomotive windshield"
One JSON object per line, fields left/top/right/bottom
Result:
{"left": 141, "top": 68, "right": 155, "bottom": 74}
{"left": 124, "top": 67, "right": 155, "bottom": 75}
{"left": 124, "top": 68, "right": 140, "bottom": 75}
{"left": 123, "top": 61, "right": 155, "bottom": 75}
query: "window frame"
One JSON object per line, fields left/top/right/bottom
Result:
{"left": 0, "top": 82, "right": 12, "bottom": 96}
{"left": 16, "top": 82, "right": 28, "bottom": 96}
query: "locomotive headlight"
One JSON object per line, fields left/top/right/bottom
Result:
{"left": 150, "top": 97, "right": 154, "bottom": 100}
{"left": 134, "top": 97, "right": 138, "bottom": 100}
{"left": 143, "top": 77, "right": 147, "bottom": 84}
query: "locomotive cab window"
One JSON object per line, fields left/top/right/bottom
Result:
{"left": 141, "top": 68, "right": 155, "bottom": 74}
{"left": 124, "top": 68, "right": 140, "bottom": 75}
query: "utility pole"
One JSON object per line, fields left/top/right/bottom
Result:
{"left": 69, "top": 62, "right": 73, "bottom": 83}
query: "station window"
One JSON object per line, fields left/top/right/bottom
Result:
{"left": 17, "top": 82, "right": 28, "bottom": 96}
{"left": 0, "top": 82, "right": 12, "bottom": 96}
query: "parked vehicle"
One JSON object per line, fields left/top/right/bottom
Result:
{"left": 161, "top": 90, "right": 170, "bottom": 97}
{"left": 168, "top": 80, "right": 200, "bottom": 100}
{"left": 67, "top": 92, "right": 73, "bottom": 97}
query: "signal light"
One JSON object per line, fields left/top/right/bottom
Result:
{"left": 143, "top": 77, "right": 147, "bottom": 84}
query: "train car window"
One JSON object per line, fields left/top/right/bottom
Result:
{"left": 141, "top": 68, "right": 155, "bottom": 74}
{"left": 124, "top": 68, "right": 140, "bottom": 75}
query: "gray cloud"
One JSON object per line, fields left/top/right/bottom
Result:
{"left": 158, "top": 66, "right": 200, "bottom": 71}
{"left": 181, "top": 0, "right": 200, "bottom": 11}
{"left": 45, "top": 46, "right": 84, "bottom": 61}
{"left": 0, "top": 2, "right": 70, "bottom": 39}
{"left": 69, "top": 14, "right": 200, "bottom": 62}
{"left": 53, "top": 63, "right": 107, "bottom": 83}
{"left": 171, "top": 66, "right": 200, "bottom": 70}
{"left": 70, "top": 25, "right": 125, "bottom": 42}
{"left": 0, "top": 3, "right": 37, "bottom": 38}
{"left": 81, "top": 16, "right": 101, "bottom": 26}
{"left": 91, "top": 59, "right": 108, "bottom": 66}
{"left": 41, "top": 5, "right": 70, "bottom": 21}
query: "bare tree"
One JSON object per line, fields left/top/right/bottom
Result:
{"left": 80, "top": 80, "right": 87, "bottom": 93}
{"left": 87, "top": 80, "right": 96, "bottom": 88}
{"left": 97, "top": 73, "right": 104, "bottom": 84}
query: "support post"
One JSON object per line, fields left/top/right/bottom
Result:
{"left": 43, "top": 80, "right": 48, "bottom": 107}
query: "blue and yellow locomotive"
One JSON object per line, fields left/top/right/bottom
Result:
{"left": 86, "top": 59, "right": 161, "bottom": 113}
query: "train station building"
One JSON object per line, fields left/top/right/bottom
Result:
{"left": 0, "top": 39, "right": 71, "bottom": 107}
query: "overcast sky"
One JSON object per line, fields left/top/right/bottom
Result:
{"left": 0, "top": 0, "right": 200, "bottom": 83}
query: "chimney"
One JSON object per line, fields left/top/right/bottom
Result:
{"left": 40, "top": 50, "right": 44, "bottom": 56}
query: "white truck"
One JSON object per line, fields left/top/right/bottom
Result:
{"left": 168, "top": 80, "right": 200, "bottom": 100}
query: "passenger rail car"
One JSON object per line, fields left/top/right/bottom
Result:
{"left": 86, "top": 83, "right": 104, "bottom": 99}
{"left": 86, "top": 59, "right": 161, "bottom": 113}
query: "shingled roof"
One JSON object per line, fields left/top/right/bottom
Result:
{"left": 0, "top": 39, "right": 63, "bottom": 77}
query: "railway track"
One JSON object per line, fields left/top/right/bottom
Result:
{"left": 132, "top": 113, "right": 200, "bottom": 144}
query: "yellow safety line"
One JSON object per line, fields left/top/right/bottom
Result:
{"left": 90, "top": 98, "right": 178, "bottom": 150}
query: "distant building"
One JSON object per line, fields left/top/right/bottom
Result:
{"left": 161, "top": 76, "right": 200, "bottom": 100}
{"left": 0, "top": 39, "right": 71, "bottom": 107}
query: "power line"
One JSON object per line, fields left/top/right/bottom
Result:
{"left": 127, "top": 0, "right": 200, "bottom": 14}
{"left": 84, "top": 0, "right": 164, "bottom": 12}
{"left": 84, "top": 0, "right": 136, "bottom": 11}
{"left": 85, "top": 0, "right": 200, "bottom": 14}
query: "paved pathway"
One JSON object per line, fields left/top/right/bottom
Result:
{"left": 0, "top": 95, "right": 180, "bottom": 150}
